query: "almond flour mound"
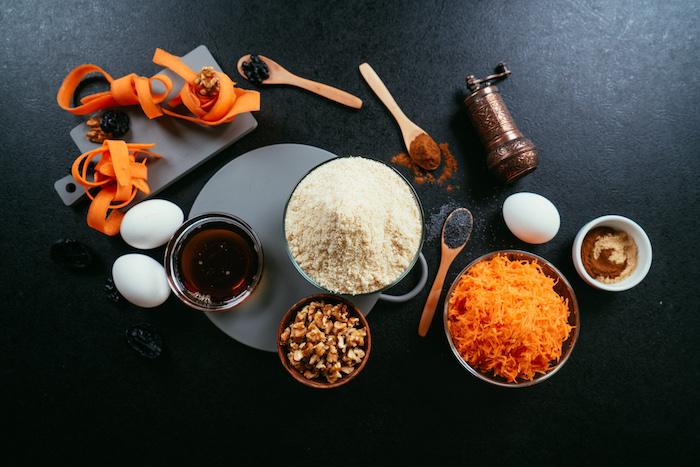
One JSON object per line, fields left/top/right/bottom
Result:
{"left": 285, "top": 157, "right": 423, "bottom": 295}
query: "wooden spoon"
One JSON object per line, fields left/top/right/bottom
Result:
{"left": 359, "top": 62, "right": 440, "bottom": 169}
{"left": 418, "top": 208, "right": 473, "bottom": 337}
{"left": 237, "top": 54, "right": 362, "bottom": 109}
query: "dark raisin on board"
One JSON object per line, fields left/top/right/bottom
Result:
{"left": 126, "top": 323, "right": 164, "bottom": 359}
{"left": 50, "top": 239, "right": 97, "bottom": 273}
{"left": 99, "top": 110, "right": 130, "bottom": 137}
{"left": 241, "top": 55, "right": 269, "bottom": 85}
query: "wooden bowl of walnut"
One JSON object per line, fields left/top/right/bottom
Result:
{"left": 277, "top": 294, "right": 371, "bottom": 389}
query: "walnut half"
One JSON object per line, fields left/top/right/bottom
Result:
{"left": 195, "top": 66, "right": 220, "bottom": 96}
{"left": 85, "top": 117, "right": 112, "bottom": 143}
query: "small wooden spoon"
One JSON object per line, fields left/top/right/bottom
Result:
{"left": 359, "top": 62, "right": 439, "bottom": 169}
{"left": 418, "top": 208, "right": 473, "bottom": 337}
{"left": 237, "top": 54, "right": 362, "bottom": 109}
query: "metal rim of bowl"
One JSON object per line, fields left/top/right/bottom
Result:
{"left": 282, "top": 155, "right": 426, "bottom": 297}
{"left": 571, "top": 215, "right": 652, "bottom": 292}
{"left": 164, "top": 212, "right": 264, "bottom": 312}
{"left": 276, "top": 293, "right": 372, "bottom": 389}
{"left": 442, "top": 250, "right": 580, "bottom": 388}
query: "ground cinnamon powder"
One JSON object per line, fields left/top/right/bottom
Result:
{"left": 391, "top": 142, "right": 458, "bottom": 191}
{"left": 409, "top": 133, "right": 441, "bottom": 170}
{"left": 581, "top": 226, "right": 639, "bottom": 284}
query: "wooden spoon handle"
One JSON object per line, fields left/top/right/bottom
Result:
{"left": 286, "top": 74, "right": 363, "bottom": 109}
{"left": 418, "top": 254, "right": 453, "bottom": 337}
{"left": 359, "top": 63, "right": 416, "bottom": 133}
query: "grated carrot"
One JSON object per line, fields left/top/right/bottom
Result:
{"left": 446, "top": 254, "right": 573, "bottom": 383}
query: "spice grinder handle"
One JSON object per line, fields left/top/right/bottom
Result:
{"left": 378, "top": 252, "right": 428, "bottom": 303}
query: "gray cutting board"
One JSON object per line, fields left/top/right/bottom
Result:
{"left": 54, "top": 44, "right": 258, "bottom": 207}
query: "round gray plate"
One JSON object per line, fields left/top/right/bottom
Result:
{"left": 189, "top": 143, "right": 381, "bottom": 352}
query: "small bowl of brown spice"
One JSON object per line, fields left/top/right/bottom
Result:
{"left": 572, "top": 215, "right": 652, "bottom": 292}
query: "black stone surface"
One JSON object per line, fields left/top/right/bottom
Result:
{"left": 2, "top": 1, "right": 698, "bottom": 465}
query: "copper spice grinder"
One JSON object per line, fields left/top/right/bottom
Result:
{"left": 464, "top": 63, "right": 538, "bottom": 184}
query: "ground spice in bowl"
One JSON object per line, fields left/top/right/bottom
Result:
{"left": 581, "top": 226, "right": 639, "bottom": 284}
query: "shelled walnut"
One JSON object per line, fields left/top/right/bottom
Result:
{"left": 279, "top": 300, "right": 367, "bottom": 384}
{"left": 85, "top": 117, "right": 111, "bottom": 143}
{"left": 195, "top": 66, "right": 220, "bottom": 96}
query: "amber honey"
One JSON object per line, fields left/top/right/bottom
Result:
{"left": 177, "top": 224, "right": 259, "bottom": 303}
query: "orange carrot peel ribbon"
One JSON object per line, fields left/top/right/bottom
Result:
{"left": 71, "top": 140, "right": 161, "bottom": 235}
{"left": 57, "top": 65, "right": 173, "bottom": 119}
{"left": 152, "top": 48, "right": 260, "bottom": 126}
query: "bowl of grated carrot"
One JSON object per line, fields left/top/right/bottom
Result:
{"left": 443, "top": 250, "right": 579, "bottom": 387}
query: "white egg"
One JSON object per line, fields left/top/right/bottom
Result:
{"left": 112, "top": 253, "right": 171, "bottom": 308}
{"left": 120, "top": 199, "right": 184, "bottom": 250}
{"left": 502, "top": 192, "right": 560, "bottom": 244}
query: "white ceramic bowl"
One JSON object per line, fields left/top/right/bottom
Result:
{"left": 572, "top": 215, "right": 652, "bottom": 292}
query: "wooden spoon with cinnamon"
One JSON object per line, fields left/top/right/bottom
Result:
{"left": 359, "top": 62, "right": 440, "bottom": 170}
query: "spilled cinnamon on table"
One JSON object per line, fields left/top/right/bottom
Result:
{"left": 392, "top": 142, "right": 458, "bottom": 191}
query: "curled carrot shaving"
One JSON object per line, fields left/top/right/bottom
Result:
{"left": 152, "top": 48, "right": 260, "bottom": 126}
{"left": 446, "top": 254, "right": 573, "bottom": 382}
{"left": 71, "top": 141, "right": 161, "bottom": 235}
{"left": 57, "top": 64, "right": 173, "bottom": 119}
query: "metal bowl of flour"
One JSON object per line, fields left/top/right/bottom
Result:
{"left": 282, "top": 155, "right": 425, "bottom": 296}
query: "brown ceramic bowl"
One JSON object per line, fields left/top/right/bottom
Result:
{"left": 277, "top": 294, "right": 371, "bottom": 389}
{"left": 443, "top": 250, "right": 580, "bottom": 388}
